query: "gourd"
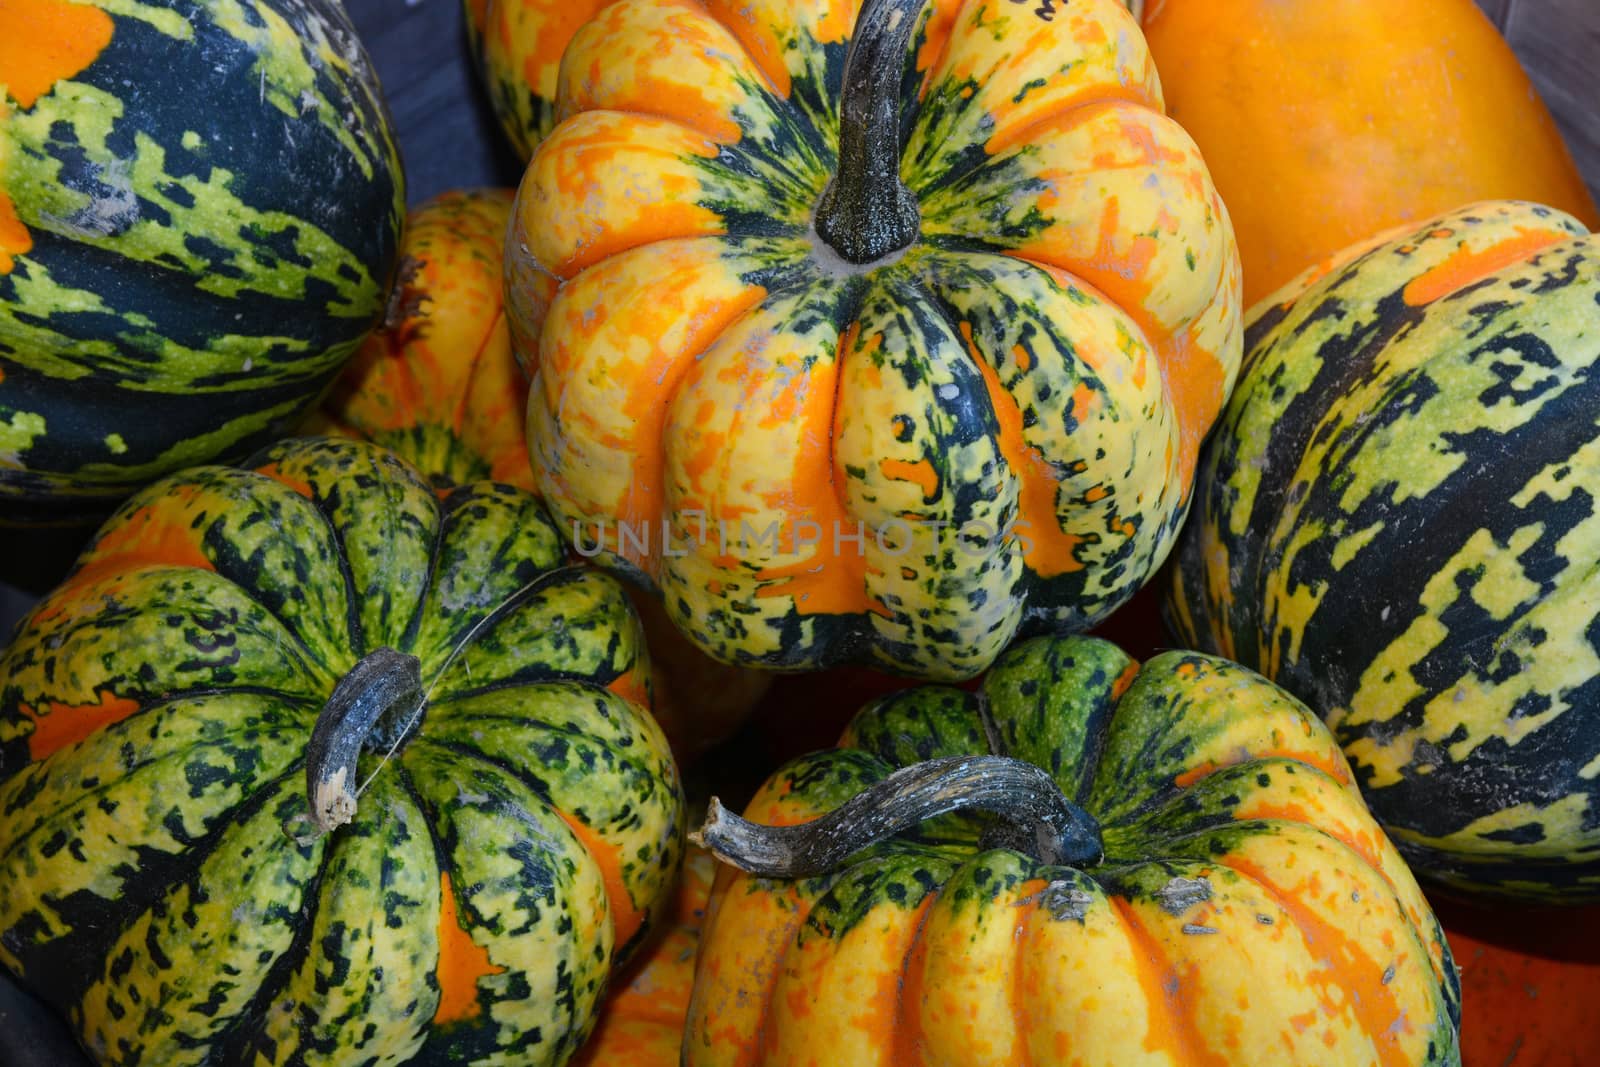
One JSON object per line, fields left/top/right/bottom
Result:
{"left": 0, "top": 436, "right": 682, "bottom": 1066}
{"left": 509, "top": 0, "right": 1242, "bottom": 680}
{"left": 309, "top": 189, "right": 770, "bottom": 757}
{"left": 687, "top": 634, "right": 1461, "bottom": 1065}
{"left": 0, "top": 0, "right": 405, "bottom": 523}
{"left": 1166, "top": 201, "right": 1600, "bottom": 901}
{"left": 1141, "top": 0, "right": 1600, "bottom": 306}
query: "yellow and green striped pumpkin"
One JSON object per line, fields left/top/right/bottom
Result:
{"left": 508, "top": 0, "right": 1242, "bottom": 681}
{"left": 0, "top": 437, "right": 683, "bottom": 1065}
{"left": 0, "top": 0, "right": 404, "bottom": 524}
{"left": 1167, "top": 200, "right": 1600, "bottom": 902}
{"left": 688, "top": 635, "right": 1461, "bottom": 1065}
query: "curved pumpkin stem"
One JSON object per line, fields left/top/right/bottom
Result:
{"left": 693, "top": 756, "right": 1103, "bottom": 877}
{"left": 304, "top": 647, "right": 424, "bottom": 833}
{"left": 812, "top": 0, "right": 926, "bottom": 265}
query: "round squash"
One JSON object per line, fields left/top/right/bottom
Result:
{"left": 0, "top": 0, "right": 405, "bottom": 525}
{"left": 572, "top": 845, "right": 714, "bottom": 1067}
{"left": 1141, "top": 0, "right": 1600, "bottom": 307}
{"left": 686, "top": 634, "right": 1461, "bottom": 1065}
{"left": 0, "top": 436, "right": 683, "bottom": 1066}
{"left": 510, "top": 0, "right": 1242, "bottom": 680}
{"left": 309, "top": 188, "right": 770, "bottom": 757}
{"left": 1166, "top": 201, "right": 1600, "bottom": 901}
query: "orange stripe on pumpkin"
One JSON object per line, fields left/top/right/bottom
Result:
{"left": 1225, "top": 857, "right": 1415, "bottom": 1067}
{"left": 22, "top": 690, "right": 141, "bottom": 761}
{"left": 0, "top": 0, "right": 114, "bottom": 109}
{"left": 1401, "top": 227, "right": 1569, "bottom": 306}
{"left": 960, "top": 321, "right": 1086, "bottom": 577}
{"left": 433, "top": 871, "right": 506, "bottom": 1026}
{"left": 1109, "top": 897, "right": 1233, "bottom": 1067}
{"left": 559, "top": 810, "right": 644, "bottom": 951}
{"left": 606, "top": 666, "right": 653, "bottom": 711}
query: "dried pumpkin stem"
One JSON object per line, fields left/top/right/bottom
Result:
{"left": 304, "top": 647, "right": 423, "bottom": 833}
{"left": 693, "top": 755, "right": 1103, "bottom": 877}
{"left": 813, "top": 0, "right": 925, "bottom": 264}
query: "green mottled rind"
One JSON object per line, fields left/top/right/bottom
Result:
{"left": 1166, "top": 201, "right": 1600, "bottom": 901}
{"left": 0, "top": 437, "right": 682, "bottom": 1066}
{"left": 722, "top": 636, "right": 1462, "bottom": 1063}
{"left": 0, "top": 0, "right": 405, "bottom": 523}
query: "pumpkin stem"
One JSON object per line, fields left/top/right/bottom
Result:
{"left": 812, "top": 0, "right": 925, "bottom": 265}
{"left": 304, "top": 647, "right": 424, "bottom": 834}
{"left": 692, "top": 755, "right": 1102, "bottom": 877}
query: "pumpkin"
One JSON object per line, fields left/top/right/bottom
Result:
{"left": 0, "top": 436, "right": 683, "bottom": 1066}
{"left": 685, "top": 634, "right": 1461, "bottom": 1065}
{"left": 0, "top": 0, "right": 405, "bottom": 525}
{"left": 1165, "top": 201, "right": 1600, "bottom": 901}
{"left": 1140, "top": 0, "right": 1600, "bottom": 307}
{"left": 309, "top": 188, "right": 771, "bottom": 757}
{"left": 1439, "top": 900, "right": 1600, "bottom": 1066}
{"left": 572, "top": 845, "right": 715, "bottom": 1067}
{"left": 461, "top": 0, "right": 610, "bottom": 161}
{"left": 306, "top": 188, "right": 529, "bottom": 489}
{"left": 508, "top": 0, "right": 1242, "bottom": 680}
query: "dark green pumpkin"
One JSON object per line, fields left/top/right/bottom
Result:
{"left": 1166, "top": 200, "right": 1600, "bottom": 901}
{"left": 0, "top": 0, "right": 404, "bottom": 524}
{"left": 0, "top": 437, "right": 683, "bottom": 1065}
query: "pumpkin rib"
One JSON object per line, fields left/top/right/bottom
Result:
{"left": 0, "top": 732, "right": 310, "bottom": 907}
{"left": 4, "top": 755, "right": 312, "bottom": 1009}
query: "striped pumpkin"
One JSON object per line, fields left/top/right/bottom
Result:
{"left": 0, "top": 437, "right": 683, "bottom": 1066}
{"left": 687, "top": 635, "right": 1461, "bottom": 1065}
{"left": 1166, "top": 201, "right": 1600, "bottom": 901}
{"left": 0, "top": 0, "right": 404, "bottom": 524}
{"left": 307, "top": 188, "right": 529, "bottom": 489}
{"left": 510, "top": 0, "right": 1242, "bottom": 680}
{"left": 308, "top": 188, "right": 771, "bottom": 758}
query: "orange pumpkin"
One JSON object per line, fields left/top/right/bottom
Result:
{"left": 1141, "top": 0, "right": 1600, "bottom": 306}
{"left": 509, "top": 0, "right": 1243, "bottom": 680}
{"left": 572, "top": 846, "right": 716, "bottom": 1067}
{"left": 310, "top": 189, "right": 769, "bottom": 758}
{"left": 1437, "top": 899, "right": 1600, "bottom": 1066}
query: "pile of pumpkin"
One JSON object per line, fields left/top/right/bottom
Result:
{"left": 1, "top": 0, "right": 1596, "bottom": 1063}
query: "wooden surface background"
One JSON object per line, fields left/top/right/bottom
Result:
{"left": 0, "top": 0, "right": 1595, "bottom": 1062}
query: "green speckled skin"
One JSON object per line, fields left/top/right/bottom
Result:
{"left": 1166, "top": 201, "right": 1600, "bottom": 901}
{"left": 687, "top": 636, "right": 1460, "bottom": 1066}
{"left": 0, "top": 0, "right": 405, "bottom": 524}
{"left": 0, "top": 437, "right": 683, "bottom": 1066}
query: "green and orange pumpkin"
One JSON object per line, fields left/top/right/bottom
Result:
{"left": 0, "top": 436, "right": 683, "bottom": 1065}
{"left": 1167, "top": 201, "right": 1600, "bottom": 901}
{"left": 0, "top": 0, "right": 405, "bottom": 524}
{"left": 687, "top": 635, "right": 1461, "bottom": 1064}
{"left": 309, "top": 188, "right": 771, "bottom": 758}
{"left": 509, "top": 0, "right": 1242, "bottom": 680}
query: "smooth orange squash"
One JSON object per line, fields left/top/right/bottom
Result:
{"left": 1436, "top": 900, "right": 1600, "bottom": 1065}
{"left": 1141, "top": 0, "right": 1599, "bottom": 306}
